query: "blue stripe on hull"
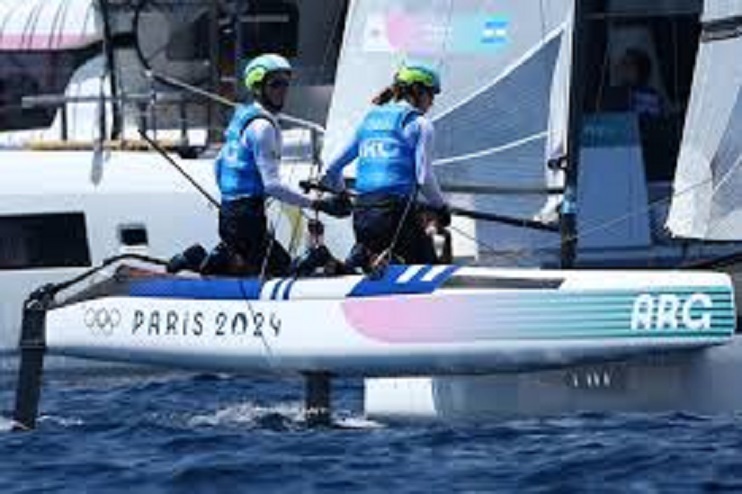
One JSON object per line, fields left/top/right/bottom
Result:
{"left": 270, "top": 279, "right": 285, "bottom": 300}
{"left": 283, "top": 279, "right": 297, "bottom": 300}
{"left": 128, "top": 278, "right": 263, "bottom": 300}
{"left": 348, "top": 265, "right": 459, "bottom": 297}
{"left": 125, "top": 265, "right": 459, "bottom": 300}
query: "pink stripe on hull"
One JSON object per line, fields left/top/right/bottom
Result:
{"left": 342, "top": 296, "right": 460, "bottom": 343}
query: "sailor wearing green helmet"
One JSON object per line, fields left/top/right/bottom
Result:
{"left": 320, "top": 61, "right": 450, "bottom": 272}
{"left": 395, "top": 63, "right": 441, "bottom": 96}
{"left": 206, "top": 53, "right": 349, "bottom": 276}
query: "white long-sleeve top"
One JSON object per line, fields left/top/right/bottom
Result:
{"left": 240, "top": 104, "right": 313, "bottom": 208}
{"left": 323, "top": 101, "right": 446, "bottom": 208}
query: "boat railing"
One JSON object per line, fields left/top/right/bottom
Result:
{"left": 18, "top": 89, "right": 323, "bottom": 166}
{"left": 22, "top": 92, "right": 197, "bottom": 146}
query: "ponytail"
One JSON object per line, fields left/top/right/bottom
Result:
{"left": 372, "top": 83, "right": 429, "bottom": 109}
{"left": 372, "top": 85, "right": 397, "bottom": 105}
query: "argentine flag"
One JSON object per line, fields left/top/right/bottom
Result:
{"left": 450, "top": 15, "right": 510, "bottom": 53}
{"left": 481, "top": 18, "right": 509, "bottom": 45}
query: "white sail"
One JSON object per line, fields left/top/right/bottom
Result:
{"left": 323, "top": 0, "right": 573, "bottom": 257}
{"left": 666, "top": 0, "right": 742, "bottom": 240}
{"left": 536, "top": 5, "right": 574, "bottom": 224}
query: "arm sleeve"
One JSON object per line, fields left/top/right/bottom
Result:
{"left": 244, "top": 119, "right": 314, "bottom": 208}
{"left": 405, "top": 116, "right": 446, "bottom": 208}
{"left": 322, "top": 130, "right": 361, "bottom": 191}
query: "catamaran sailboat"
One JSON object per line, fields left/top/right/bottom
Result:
{"left": 7, "top": 0, "right": 742, "bottom": 428}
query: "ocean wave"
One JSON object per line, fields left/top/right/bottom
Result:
{"left": 188, "top": 401, "right": 305, "bottom": 430}
{"left": 186, "top": 401, "right": 382, "bottom": 431}
{"left": 37, "top": 414, "right": 85, "bottom": 428}
{"left": 0, "top": 416, "right": 13, "bottom": 432}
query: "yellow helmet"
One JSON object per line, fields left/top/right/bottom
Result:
{"left": 244, "top": 53, "right": 292, "bottom": 90}
{"left": 395, "top": 62, "right": 441, "bottom": 94}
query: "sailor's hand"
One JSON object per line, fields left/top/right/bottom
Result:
{"left": 435, "top": 205, "right": 451, "bottom": 228}
{"left": 317, "top": 173, "right": 343, "bottom": 194}
{"left": 419, "top": 205, "right": 450, "bottom": 235}
{"left": 299, "top": 175, "right": 343, "bottom": 195}
{"left": 313, "top": 194, "right": 352, "bottom": 218}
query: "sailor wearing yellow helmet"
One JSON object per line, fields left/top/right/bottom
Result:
{"left": 208, "top": 53, "right": 349, "bottom": 276}
{"left": 320, "top": 61, "right": 450, "bottom": 271}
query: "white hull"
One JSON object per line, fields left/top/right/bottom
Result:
{"left": 366, "top": 338, "right": 742, "bottom": 419}
{"left": 16, "top": 264, "right": 732, "bottom": 418}
{"left": 46, "top": 294, "right": 732, "bottom": 376}
{"left": 43, "top": 266, "right": 735, "bottom": 371}
{"left": 5, "top": 263, "right": 736, "bottom": 428}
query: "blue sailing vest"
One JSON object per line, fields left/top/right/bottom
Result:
{"left": 215, "top": 104, "right": 275, "bottom": 201}
{"left": 355, "top": 103, "right": 420, "bottom": 197}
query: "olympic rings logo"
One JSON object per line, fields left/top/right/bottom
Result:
{"left": 83, "top": 307, "right": 121, "bottom": 336}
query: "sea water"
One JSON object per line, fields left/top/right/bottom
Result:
{"left": 3, "top": 370, "right": 742, "bottom": 493}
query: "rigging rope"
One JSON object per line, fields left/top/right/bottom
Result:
{"left": 375, "top": 187, "right": 420, "bottom": 267}
{"left": 138, "top": 129, "right": 220, "bottom": 208}
{"left": 149, "top": 72, "right": 326, "bottom": 135}
{"left": 448, "top": 224, "right": 534, "bottom": 265}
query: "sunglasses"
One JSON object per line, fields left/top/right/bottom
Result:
{"left": 266, "top": 78, "right": 291, "bottom": 89}
{"left": 420, "top": 87, "right": 437, "bottom": 98}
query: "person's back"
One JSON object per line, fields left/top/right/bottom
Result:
{"left": 321, "top": 61, "right": 450, "bottom": 272}
{"left": 215, "top": 103, "right": 274, "bottom": 203}
{"left": 355, "top": 101, "right": 421, "bottom": 198}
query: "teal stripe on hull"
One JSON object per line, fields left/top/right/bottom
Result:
{"left": 461, "top": 332, "right": 733, "bottom": 342}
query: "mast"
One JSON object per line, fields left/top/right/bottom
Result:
{"left": 97, "top": 0, "right": 122, "bottom": 139}
{"left": 560, "top": 0, "right": 586, "bottom": 268}
{"left": 207, "top": 0, "right": 221, "bottom": 145}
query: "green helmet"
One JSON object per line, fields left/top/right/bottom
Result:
{"left": 244, "top": 53, "right": 292, "bottom": 91}
{"left": 395, "top": 62, "right": 441, "bottom": 94}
